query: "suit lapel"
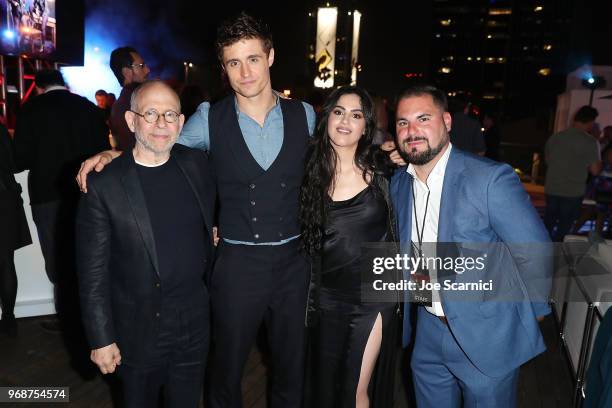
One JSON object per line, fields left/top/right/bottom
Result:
{"left": 392, "top": 169, "right": 413, "bottom": 250}
{"left": 173, "top": 150, "right": 214, "bottom": 243}
{"left": 120, "top": 154, "right": 160, "bottom": 276}
{"left": 438, "top": 148, "right": 466, "bottom": 242}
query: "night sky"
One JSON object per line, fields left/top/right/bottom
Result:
{"left": 82, "top": 0, "right": 415, "bottom": 100}
{"left": 74, "top": 0, "right": 609, "bottom": 105}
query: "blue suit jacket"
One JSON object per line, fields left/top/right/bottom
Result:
{"left": 390, "top": 147, "right": 552, "bottom": 377}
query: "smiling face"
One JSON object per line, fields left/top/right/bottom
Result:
{"left": 221, "top": 38, "right": 274, "bottom": 100}
{"left": 125, "top": 82, "right": 184, "bottom": 155}
{"left": 396, "top": 94, "right": 452, "bottom": 166}
{"left": 327, "top": 93, "right": 366, "bottom": 151}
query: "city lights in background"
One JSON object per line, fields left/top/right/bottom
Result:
{"left": 60, "top": 19, "right": 122, "bottom": 104}
{"left": 350, "top": 10, "right": 361, "bottom": 86}
{"left": 314, "top": 7, "right": 338, "bottom": 89}
{"left": 61, "top": 43, "right": 121, "bottom": 103}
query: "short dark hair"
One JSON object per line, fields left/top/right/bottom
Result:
{"left": 574, "top": 105, "right": 598, "bottom": 124}
{"left": 95, "top": 89, "right": 107, "bottom": 96}
{"left": 110, "top": 46, "right": 137, "bottom": 85}
{"left": 397, "top": 84, "right": 448, "bottom": 112}
{"left": 34, "top": 69, "right": 65, "bottom": 89}
{"left": 215, "top": 12, "right": 273, "bottom": 64}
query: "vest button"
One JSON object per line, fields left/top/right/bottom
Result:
{"left": 252, "top": 217, "right": 257, "bottom": 222}
{"left": 280, "top": 182, "right": 286, "bottom": 188}
{"left": 155, "top": 312, "right": 160, "bottom": 318}
{"left": 250, "top": 183, "right": 256, "bottom": 189}
{"left": 279, "top": 232, "right": 283, "bottom": 237}
{"left": 254, "top": 234, "right": 260, "bottom": 239}
{"left": 155, "top": 282, "right": 160, "bottom": 288}
{"left": 251, "top": 200, "right": 256, "bottom": 206}
{"left": 279, "top": 217, "right": 283, "bottom": 221}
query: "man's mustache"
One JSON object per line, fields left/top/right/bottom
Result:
{"left": 402, "top": 136, "right": 427, "bottom": 143}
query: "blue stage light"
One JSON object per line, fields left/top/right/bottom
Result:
{"left": 3, "top": 30, "right": 15, "bottom": 39}
{"left": 587, "top": 77, "right": 595, "bottom": 84}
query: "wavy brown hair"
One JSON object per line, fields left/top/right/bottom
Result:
{"left": 299, "top": 86, "right": 390, "bottom": 255}
{"left": 215, "top": 12, "right": 273, "bottom": 64}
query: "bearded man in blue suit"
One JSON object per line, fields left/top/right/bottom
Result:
{"left": 389, "top": 85, "right": 552, "bottom": 407}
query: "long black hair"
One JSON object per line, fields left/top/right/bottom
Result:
{"left": 299, "top": 86, "right": 390, "bottom": 255}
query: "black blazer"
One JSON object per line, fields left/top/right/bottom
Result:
{"left": 76, "top": 144, "right": 216, "bottom": 364}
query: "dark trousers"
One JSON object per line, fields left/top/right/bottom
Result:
{"left": 118, "top": 306, "right": 209, "bottom": 408}
{"left": 544, "top": 194, "right": 584, "bottom": 242}
{"left": 31, "top": 199, "right": 94, "bottom": 376}
{"left": 31, "top": 199, "right": 75, "bottom": 285}
{"left": 0, "top": 250, "right": 17, "bottom": 319}
{"left": 209, "top": 240, "right": 310, "bottom": 408}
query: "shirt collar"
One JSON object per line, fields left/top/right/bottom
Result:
{"left": 233, "top": 94, "right": 280, "bottom": 116}
{"left": 43, "top": 85, "right": 69, "bottom": 93}
{"left": 407, "top": 143, "right": 453, "bottom": 184}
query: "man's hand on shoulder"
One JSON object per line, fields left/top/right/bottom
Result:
{"left": 91, "top": 343, "right": 122, "bottom": 374}
{"left": 76, "top": 150, "right": 122, "bottom": 193}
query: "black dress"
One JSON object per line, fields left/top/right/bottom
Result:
{"left": 314, "top": 184, "right": 398, "bottom": 407}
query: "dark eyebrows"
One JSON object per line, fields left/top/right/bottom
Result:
{"left": 225, "top": 54, "right": 263, "bottom": 65}
{"left": 416, "top": 113, "right": 432, "bottom": 120}
{"left": 333, "top": 105, "right": 363, "bottom": 113}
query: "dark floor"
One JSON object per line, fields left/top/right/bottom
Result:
{"left": 0, "top": 313, "right": 572, "bottom": 408}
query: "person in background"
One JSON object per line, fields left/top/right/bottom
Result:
{"left": 544, "top": 105, "right": 601, "bottom": 241}
{"left": 95, "top": 89, "right": 110, "bottom": 122}
{"left": 107, "top": 93, "right": 116, "bottom": 110}
{"left": 371, "top": 95, "right": 393, "bottom": 145}
{"left": 573, "top": 146, "right": 612, "bottom": 237}
{"left": 448, "top": 95, "right": 485, "bottom": 155}
{"left": 482, "top": 111, "right": 501, "bottom": 161}
{"left": 600, "top": 125, "right": 612, "bottom": 152}
{"left": 94, "top": 89, "right": 108, "bottom": 109}
{"left": 109, "top": 46, "right": 150, "bottom": 151}
{"left": 12, "top": 69, "right": 109, "bottom": 375}
{"left": 0, "top": 123, "right": 31, "bottom": 337}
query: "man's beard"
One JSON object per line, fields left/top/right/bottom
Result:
{"left": 135, "top": 133, "right": 175, "bottom": 155}
{"left": 398, "top": 134, "right": 449, "bottom": 166}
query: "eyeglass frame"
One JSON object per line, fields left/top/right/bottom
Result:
{"left": 129, "top": 109, "right": 182, "bottom": 124}
{"left": 130, "top": 62, "right": 147, "bottom": 70}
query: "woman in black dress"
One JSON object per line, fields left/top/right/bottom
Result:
{"left": 0, "top": 123, "right": 32, "bottom": 336}
{"left": 300, "top": 86, "right": 398, "bottom": 407}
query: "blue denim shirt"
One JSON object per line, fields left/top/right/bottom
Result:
{"left": 178, "top": 96, "right": 316, "bottom": 245}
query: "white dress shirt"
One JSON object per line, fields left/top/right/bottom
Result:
{"left": 407, "top": 143, "right": 453, "bottom": 316}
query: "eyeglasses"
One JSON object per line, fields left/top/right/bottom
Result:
{"left": 130, "top": 62, "right": 146, "bottom": 70}
{"left": 130, "top": 109, "right": 181, "bottom": 124}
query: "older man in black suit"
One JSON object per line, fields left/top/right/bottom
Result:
{"left": 76, "top": 80, "right": 215, "bottom": 408}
